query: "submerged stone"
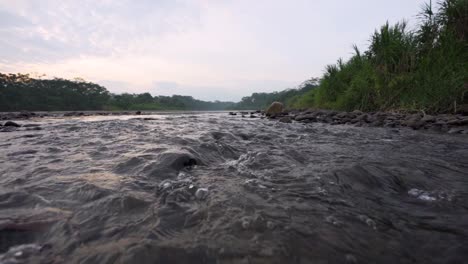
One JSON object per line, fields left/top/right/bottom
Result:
{"left": 195, "top": 188, "right": 209, "bottom": 200}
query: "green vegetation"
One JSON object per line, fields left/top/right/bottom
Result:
{"left": 293, "top": 0, "right": 467, "bottom": 113}
{"left": 0, "top": 73, "right": 234, "bottom": 111}
{"left": 231, "top": 78, "right": 319, "bottom": 110}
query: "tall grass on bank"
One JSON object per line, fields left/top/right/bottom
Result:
{"left": 294, "top": 0, "right": 467, "bottom": 113}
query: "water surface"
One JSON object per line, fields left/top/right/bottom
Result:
{"left": 1, "top": 112, "right": 467, "bottom": 263}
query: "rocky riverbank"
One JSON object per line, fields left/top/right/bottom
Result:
{"left": 2, "top": 108, "right": 468, "bottom": 135}
{"left": 270, "top": 109, "right": 468, "bottom": 134}
{"left": 233, "top": 102, "right": 468, "bottom": 135}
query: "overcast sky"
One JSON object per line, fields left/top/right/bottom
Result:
{"left": 0, "top": 0, "right": 424, "bottom": 101}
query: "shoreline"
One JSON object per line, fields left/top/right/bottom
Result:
{"left": 268, "top": 109, "right": 468, "bottom": 134}
{"left": 1, "top": 109, "right": 467, "bottom": 135}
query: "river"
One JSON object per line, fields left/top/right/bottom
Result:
{"left": 1, "top": 112, "right": 467, "bottom": 263}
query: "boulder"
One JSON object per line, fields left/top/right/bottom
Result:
{"left": 4, "top": 121, "right": 20, "bottom": 127}
{"left": 265, "top": 102, "right": 284, "bottom": 117}
{"left": 279, "top": 116, "right": 292, "bottom": 123}
{"left": 403, "top": 114, "right": 424, "bottom": 129}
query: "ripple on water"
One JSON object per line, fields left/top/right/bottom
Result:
{"left": 0, "top": 113, "right": 467, "bottom": 263}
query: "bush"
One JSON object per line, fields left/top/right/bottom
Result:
{"left": 294, "top": 0, "right": 467, "bottom": 113}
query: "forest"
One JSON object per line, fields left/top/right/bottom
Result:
{"left": 0, "top": 73, "right": 234, "bottom": 111}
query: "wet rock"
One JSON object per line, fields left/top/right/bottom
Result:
{"left": 352, "top": 114, "right": 369, "bottom": 124}
{"left": 63, "top": 112, "right": 79, "bottom": 117}
{"left": 229, "top": 112, "right": 237, "bottom": 116}
{"left": 22, "top": 124, "right": 40, "bottom": 128}
{"left": 266, "top": 221, "right": 275, "bottom": 230}
{"left": 0, "top": 244, "right": 44, "bottom": 263}
{"left": 421, "top": 115, "right": 436, "bottom": 123}
{"left": 195, "top": 188, "right": 209, "bottom": 200}
{"left": 403, "top": 114, "right": 424, "bottom": 129}
{"left": 17, "top": 111, "right": 36, "bottom": 119}
{"left": 448, "top": 128, "right": 464, "bottom": 134}
{"left": 447, "top": 117, "right": 468, "bottom": 126}
{"left": 135, "top": 111, "right": 142, "bottom": 115}
{"left": 241, "top": 217, "right": 251, "bottom": 229}
{"left": 0, "top": 126, "right": 18, "bottom": 132}
{"left": 336, "top": 112, "right": 351, "bottom": 119}
{"left": 252, "top": 214, "right": 266, "bottom": 232}
{"left": 26, "top": 127, "right": 42, "bottom": 131}
{"left": 278, "top": 116, "right": 292, "bottom": 123}
{"left": 295, "top": 114, "right": 316, "bottom": 122}
{"left": 249, "top": 114, "right": 257, "bottom": 118}
{"left": 4, "top": 121, "right": 20, "bottom": 127}
{"left": 265, "top": 102, "right": 284, "bottom": 117}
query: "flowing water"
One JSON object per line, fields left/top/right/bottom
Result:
{"left": 1, "top": 112, "right": 467, "bottom": 263}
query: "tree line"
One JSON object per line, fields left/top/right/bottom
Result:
{"left": 0, "top": 73, "right": 235, "bottom": 111}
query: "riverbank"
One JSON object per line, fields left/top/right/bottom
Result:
{"left": 268, "top": 109, "right": 468, "bottom": 134}
{"left": 2, "top": 109, "right": 468, "bottom": 135}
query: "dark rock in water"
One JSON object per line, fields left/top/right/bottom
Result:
{"left": 295, "top": 114, "right": 316, "bottom": 122}
{"left": 0, "top": 126, "right": 17, "bottom": 132}
{"left": 135, "top": 111, "right": 142, "bottom": 115}
{"left": 4, "top": 121, "right": 20, "bottom": 127}
{"left": 421, "top": 115, "right": 436, "bottom": 123}
{"left": 18, "top": 111, "right": 36, "bottom": 119}
{"left": 448, "top": 128, "right": 464, "bottom": 134}
{"left": 0, "top": 244, "right": 44, "bottom": 263}
{"left": 352, "top": 114, "right": 369, "bottom": 124}
{"left": 336, "top": 112, "right": 351, "bottom": 119}
{"left": 265, "top": 102, "right": 284, "bottom": 117}
{"left": 403, "top": 114, "right": 424, "bottom": 129}
{"left": 195, "top": 188, "right": 209, "bottom": 200}
{"left": 26, "top": 126, "right": 43, "bottom": 131}
{"left": 63, "top": 112, "right": 79, "bottom": 117}
{"left": 447, "top": 117, "right": 468, "bottom": 126}
{"left": 142, "top": 150, "right": 201, "bottom": 178}
{"left": 23, "top": 124, "right": 41, "bottom": 127}
{"left": 249, "top": 114, "right": 257, "bottom": 118}
{"left": 229, "top": 112, "right": 237, "bottom": 116}
{"left": 279, "top": 116, "right": 292, "bottom": 123}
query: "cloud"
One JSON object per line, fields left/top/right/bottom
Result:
{"left": 0, "top": 0, "right": 201, "bottom": 63}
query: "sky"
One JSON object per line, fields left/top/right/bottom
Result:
{"left": 0, "top": 0, "right": 425, "bottom": 102}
